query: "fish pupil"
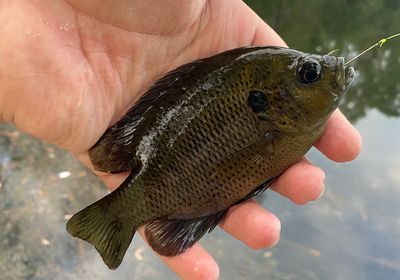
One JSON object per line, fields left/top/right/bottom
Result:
{"left": 248, "top": 90, "right": 268, "bottom": 113}
{"left": 297, "top": 61, "right": 321, "bottom": 84}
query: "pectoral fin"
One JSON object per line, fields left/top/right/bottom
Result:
{"left": 236, "top": 176, "right": 277, "bottom": 204}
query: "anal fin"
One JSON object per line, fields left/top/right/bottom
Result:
{"left": 145, "top": 210, "right": 228, "bottom": 256}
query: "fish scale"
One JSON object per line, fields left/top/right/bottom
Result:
{"left": 67, "top": 46, "right": 354, "bottom": 269}
{"left": 144, "top": 83, "right": 261, "bottom": 215}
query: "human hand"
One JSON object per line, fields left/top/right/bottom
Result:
{"left": 0, "top": 1, "right": 361, "bottom": 279}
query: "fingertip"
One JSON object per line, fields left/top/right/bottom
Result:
{"left": 75, "top": 152, "right": 129, "bottom": 191}
{"left": 100, "top": 172, "right": 130, "bottom": 191}
{"left": 315, "top": 110, "right": 362, "bottom": 162}
{"left": 272, "top": 159, "right": 326, "bottom": 205}
{"left": 252, "top": 19, "right": 287, "bottom": 47}
{"left": 162, "top": 244, "right": 220, "bottom": 280}
{"left": 247, "top": 210, "right": 281, "bottom": 249}
{"left": 297, "top": 164, "right": 326, "bottom": 204}
{"left": 316, "top": 182, "right": 326, "bottom": 200}
{"left": 220, "top": 200, "right": 281, "bottom": 250}
{"left": 338, "top": 125, "right": 362, "bottom": 162}
{"left": 139, "top": 229, "right": 219, "bottom": 280}
{"left": 239, "top": 0, "right": 288, "bottom": 48}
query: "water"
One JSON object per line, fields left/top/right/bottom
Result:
{"left": 1, "top": 1, "right": 400, "bottom": 279}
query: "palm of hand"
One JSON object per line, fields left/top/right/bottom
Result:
{"left": 1, "top": 0, "right": 271, "bottom": 154}
{"left": 0, "top": 1, "right": 361, "bottom": 279}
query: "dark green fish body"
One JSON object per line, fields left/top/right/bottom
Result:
{"left": 67, "top": 46, "right": 354, "bottom": 269}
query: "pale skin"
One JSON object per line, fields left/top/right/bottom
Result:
{"left": 0, "top": 1, "right": 362, "bottom": 279}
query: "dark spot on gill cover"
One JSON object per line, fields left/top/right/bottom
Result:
{"left": 248, "top": 90, "right": 268, "bottom": 113}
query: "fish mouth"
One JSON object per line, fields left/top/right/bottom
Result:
{"left": 336, "top": 57, "right": 354, "bottom": 90}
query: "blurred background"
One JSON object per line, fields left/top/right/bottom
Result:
{"left": 1, "top": 1, "right": 400, "bottom": 279}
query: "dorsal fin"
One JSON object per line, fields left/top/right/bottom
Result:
{"left": 89, "top": 46, "right": 269, "bottom": 173}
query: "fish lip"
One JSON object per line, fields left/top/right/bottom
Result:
{"left": 331, "top": 57, "right": 353, "bottom": 106}
{"left": 336, "top": 57, "right": 354, "bottom": 90}
{"left": 344, "top": 66, "right": 355, "bottom": 88}
{"left": 335, "top": 57, "right": 345, "bottom": 89}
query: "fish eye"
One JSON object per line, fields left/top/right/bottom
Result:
{"left": 297, "top": 60, "right": 321, "bottom": 84}
{"left": 248, "top": 90, "right": 268, "bottom": 113}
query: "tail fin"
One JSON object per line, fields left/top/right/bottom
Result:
{"left": 66, "top": 198, "right": 135, "bottom": 269}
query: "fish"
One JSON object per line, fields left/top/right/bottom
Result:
{"left": 66, "top": 46, "right": 355, "bottom": 269}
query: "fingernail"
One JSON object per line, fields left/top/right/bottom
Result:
{"left": 316, "top": 183, "right": 326, "bottom": 200}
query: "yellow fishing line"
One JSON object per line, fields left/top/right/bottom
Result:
{"left": 345, "top": 33, "right": 400, "bottom": 66}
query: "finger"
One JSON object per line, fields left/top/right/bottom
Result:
{"left": 271, "top": 157, "right": 326, "bottom": 205}
{"left": 219, "top": 199, "right": 281, "bottom": 249}
{"left": 315, "top": 109, "right": 362, "bottom": 162}
{"left": 239, "top": 2, "right": 287, "bottom": 47}
{"left": 251, "top": 18, "right": 287, "bottom": 47}
{"left": 138, "top": 228, "right": 220, "bottom": 280}
{"left": 100, "top": 172, "right": 129, "bottom": 191}
{"left": 75, "top": 152, "right": 129, "bottom": 191}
